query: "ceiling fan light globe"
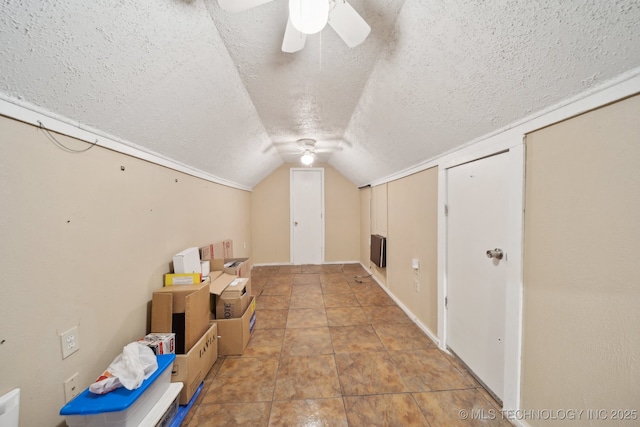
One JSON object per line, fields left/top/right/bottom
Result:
{"left": 289, "top": 0, "right": 329, "bottom": 34}
{"left": 301, "top": 153, "right": 314, "bottom": 165}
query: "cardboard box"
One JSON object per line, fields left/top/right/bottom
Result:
{"left": 164, "top": 273, "right": 201, "bottom": 286}
{"left": 215, "top": 278, "right": 250, "bottom": 319}
{"left": 172, "top": 323, "right": 217, "bottom": 405}
{"left": 199, "top": 244, "right": 214, "bottom": 261}
{"left": 138, "top": 333, "right": 176, "bottom": 355}
{"left": 201, "top": 239, "right": 233, "bottom": 261}
{"left": 214, "top": 239, "right": 233, "bottom": 259}
{"left": 210, "top": 257, "right": 252, "bottom": 279}
{"left": 209, "top": 273, "right": 252, "bottom": 314}
{"left": 209, "top": 272, "right": 237, "bottom": 318}
{"left": 151, "top": 281, "right": 210, "bottom": 354}
{"left": 173, "top": 247, "right": 201, "bottom": 274}
{"left": 216, "top": 296, "right": 256, "bottom": 356}
{"left": 224, "top": 258, "right": 251, "bottom": 278}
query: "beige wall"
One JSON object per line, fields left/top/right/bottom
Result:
{"left": 359, "top": 170, "right": 439, "bottom": 334}
{"left": 251, "top": 164, "right": 291, "bottom": 264}
{"left": 371, "top": 184, "right": 388, "bottom": 236}
{"left": 0, "top": 116, "right": 251, "bottom": 426}
{"left": 521, "top": 94, "right": 640, "bottom": 424}
{"left": 251, "top": 163, "right": 360, "bottom": 265}
{"left": 324, "top": 164, "right": 361, "bottom": 262}
{"left": 359, "top": 187, "right": 372, "bottom": 269}
{"left": 387, "top": 168, "right": 438, "bottom": 333}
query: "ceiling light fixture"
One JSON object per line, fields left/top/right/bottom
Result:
{"left": 301, "top": 152, "right": 314, "bottom": 165}
{"left": 289, "top": 0, "right": 330, "bottom": 34}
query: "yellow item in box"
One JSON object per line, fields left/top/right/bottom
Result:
{"left": 164, "top": 273, "right": 202, "bottom": 286}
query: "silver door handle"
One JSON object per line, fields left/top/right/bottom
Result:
{"left": 294, "top": 221, "right": 298, "bottom": 226}
{"left": 486, "top": 248, "right": 503, "bottom": 260}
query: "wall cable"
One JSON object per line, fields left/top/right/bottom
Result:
{"left": 37, "top": 120, "right": 97, "bottom": 153}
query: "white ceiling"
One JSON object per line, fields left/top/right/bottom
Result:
{"left": 1, "top": 0, "right": 639, "bottom": 187}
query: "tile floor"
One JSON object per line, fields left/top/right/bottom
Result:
{"left": 184, "top": 264, "right": 512, "bottom": 426}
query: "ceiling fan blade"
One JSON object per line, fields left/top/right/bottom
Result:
{"left": 328, "top": 1, "right": 371, "bottom": 48}
{"left": 314, "top": 147, "right": 344, "bottom": 153}
{"left": 282, "top": 18, "right": 307, "bottom": 53}
{"left": 217, "top": 0, "right": 275, "bottom": 13}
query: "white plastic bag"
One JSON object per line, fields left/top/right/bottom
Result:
{"left": 89, "top": 342, "right": 158, "bottom": 394}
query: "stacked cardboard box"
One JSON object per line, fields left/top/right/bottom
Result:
{"left": 215, "top": 278, "right": 250, "bottom": 320}
{"left": 149, "top": 241, "right": 255, "bottom": 403}
{"left": 199, "top": 239, "right": 233, "bottom": 262}
{"left": 209, "top": 272, "right": 256, "bottom": 356}
{"left": 151, "top": 267, "right": 218, "bottom": 405}
{"left": 165, "top": 246, "right": 212, "bottom": 285}
{"left": 198, "top": 240, "right": 255, "bottom": 356}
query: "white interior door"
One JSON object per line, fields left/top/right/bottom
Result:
{"left": 290, "top": 168, "right": 324, "bottom": 265}
{"left": 446, "top": 151, "right": 509, "bottom": 401}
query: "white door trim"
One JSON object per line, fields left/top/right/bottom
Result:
{"left": 438, "top": 138, "right": 525, "bottom": 412}
{"left": 289, "top": 168, "right": 325, "bottom": 265}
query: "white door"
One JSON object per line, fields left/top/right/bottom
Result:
{"left": 446, "top": 151, "right": 509, "bottom": 401}
{"left": 290, "top": 168, "right": 324, "bottom": 265}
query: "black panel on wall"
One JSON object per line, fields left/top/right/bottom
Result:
{"left": 370, "top": 234, "right": 386, "bottom": 268}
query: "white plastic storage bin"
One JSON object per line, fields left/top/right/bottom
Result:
{"left": 60, "top": 354, "right": 175, "bottom": 427}
{"left": 0, "top": 389, "right": 20, "bottom": 427}
{"left": 138, "top": 383, "right": 182, "bottom": 427}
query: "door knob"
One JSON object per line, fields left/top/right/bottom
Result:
{"left": 486, "top": 248, "right": 503, "bottom": 260}
{"left": 294, "top": 221, "right": 298, "bottom": 226}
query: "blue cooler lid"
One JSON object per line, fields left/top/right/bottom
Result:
{"left": 60, "top": 353, "right": 175, "bottom": 415}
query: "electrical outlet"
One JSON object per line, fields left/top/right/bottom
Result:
{"left": 414, "top": 278, "right": 420, "bottom": 293}
{"left": 60, "top": 326, "right": 80, "bottom": 359}
{"left": 64, "top": 373, "right": 80, "bottom": 403}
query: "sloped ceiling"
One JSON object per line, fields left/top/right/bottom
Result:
{"left": 1, "top": 0, "right": 639, "bottom": 188}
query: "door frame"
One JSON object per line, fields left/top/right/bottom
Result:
{"left": 290, "top": 167, "right": 325, "bottom": 265}
{"left": 437, "top": 136, "right": 525, "bottom": 412}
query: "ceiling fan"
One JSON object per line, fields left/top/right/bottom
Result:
{"left": 274, "top": 138, "right": 343, "bottom": 164}
{"left": 217, "top": 0, "right": 371, "bottom": 53}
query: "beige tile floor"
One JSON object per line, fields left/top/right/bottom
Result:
{"left": 184, "top": 264, "right": 512, "bottom": 427}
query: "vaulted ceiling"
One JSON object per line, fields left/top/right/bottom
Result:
{"left": 1, "top": 0, "right": 639, "bottom": 188}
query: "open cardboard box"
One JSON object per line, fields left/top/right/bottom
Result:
{"left": 215, "top": 277, "right": 251, "bottom": 320}
{"left": 209, "top": 273, "right": 251, "bottom": 317}
{"left": 151, "top": 281, "right": 210, "bottom": 354}
{"left": 171, "top": 322, "right": 218, "bottom": 405}
{"left": 210, "top": 257, "right": 252, "bottom": 279}
{"left": 209, "top": 273, "right": 256, "bottom": 356}
{"left": 216, "top": 296, "right": 256, "bottom": 356}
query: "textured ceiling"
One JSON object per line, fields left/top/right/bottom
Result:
{"left": 1, "top": 0, "right": 639, "bottom": 187}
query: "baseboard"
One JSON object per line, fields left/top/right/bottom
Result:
{"left": 323, "top": 260, "right": 361, "bottom": 265}
{"left": 252, "top": 262, "right": 291, "bottom": 267}
{"left": 251, "top": 261, "right": 362, "bottom": 267}
{"left": 359, "top": 263, "right": 440, "bottom": 347}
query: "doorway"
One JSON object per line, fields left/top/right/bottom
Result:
{"left": 290, "top": 168, "right": 324, "bottom": 265}
{"left": 446, "top": 151, "right": 509, "bottom": 401}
